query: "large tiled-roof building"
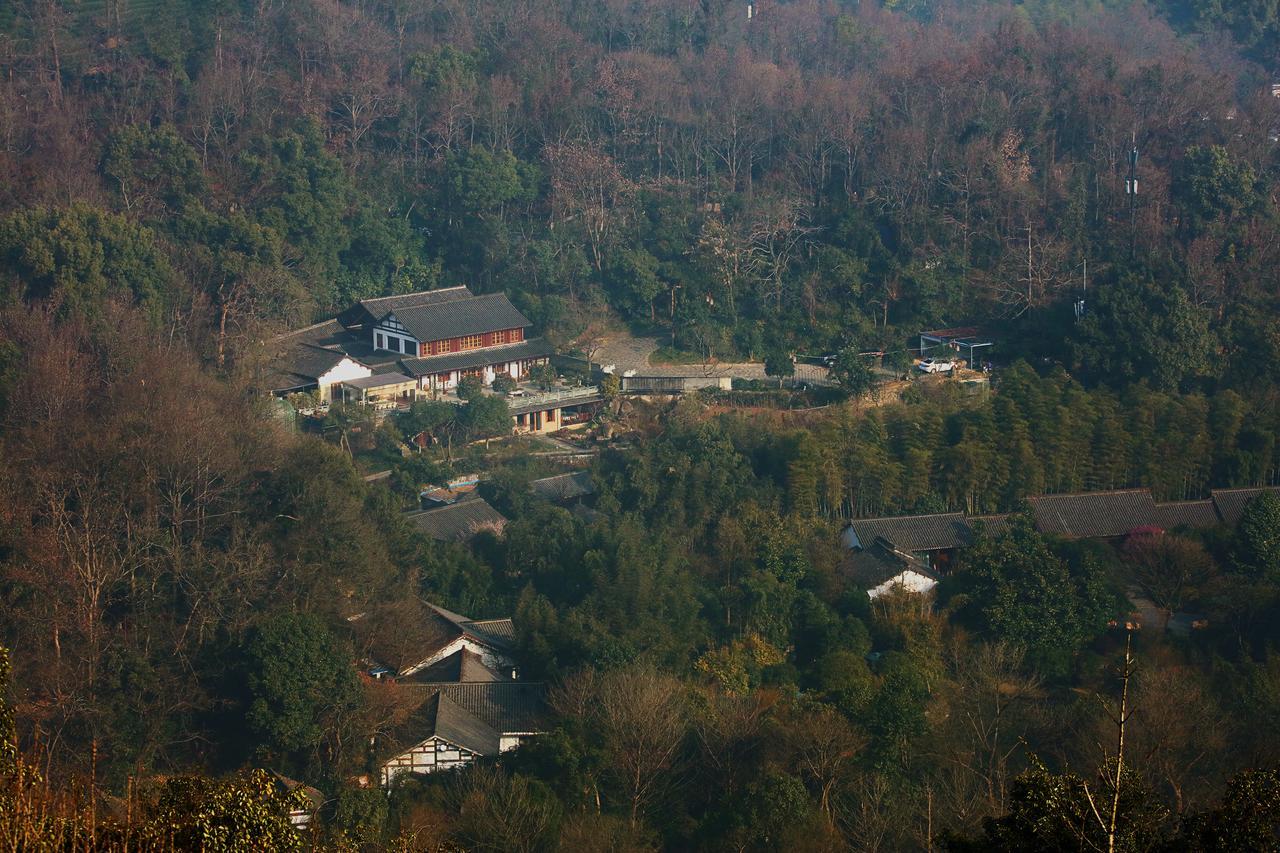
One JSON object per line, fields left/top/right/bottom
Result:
{"left": 264, "top": 286, "right": 553, "bottom": 399}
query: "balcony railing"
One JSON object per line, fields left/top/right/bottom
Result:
{"left": 508, "top": 385, "right": 601, "bottom": 407}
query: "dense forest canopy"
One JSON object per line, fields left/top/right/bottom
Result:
{"left": 1, "top": 0, "right": 1280, "bottom": 850}
{"left": 0, "top": 0, "right": 1277, "bottom": 384}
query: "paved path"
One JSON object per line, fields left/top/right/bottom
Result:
{"left": 594, "top": 334, "right": 830, "bottom": 383}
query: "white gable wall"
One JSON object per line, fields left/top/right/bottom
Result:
{"left": 316, "top": 359, "right": 372, "bottom": 402}
{"left": 399, "top": 637, "right": 516, "bottom": 678}
{"left": 381, "top": 736, "right": 480, "bottom": 786}
{"left": 499, "top": 733, "right": 536, "bottom": 753}
{"left": 866, "top": 570, "right": 938, "bottom": 600}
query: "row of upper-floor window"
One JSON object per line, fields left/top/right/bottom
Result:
{"left": 373, "top": 327, "right": 523, "bottom": 354}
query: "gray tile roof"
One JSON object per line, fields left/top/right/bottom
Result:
{"left": 422, "top": 603, "right": 516, "bottom": 653}
{"left": 509, "top": 390, "right": 603, "bottom": 417}
{"left": 338, "top": 286, "right": 475, "bottom": 329}
{"left": 387, "top": 293, "right": 531, "bottom": 343}
{"left": 407, "top": 497, "right": 508, "bottom": 543}
{"left": 1211, "top": 487, "right": 1280, "bottom": 527}
{"left": 264, "top": 320, "right": 381, "bottom": 392}
{"left": 405, "top": 682, "right": 548, "bottom": 734}
{"left": 1028, "top": 489, "right": 1158, "bottom": 539}
{"left": 267, "top": 344, "right": 360, "bottom": 392}
{"left": 968, "top": 514, "right": 1011, "bottom": 537}
{"left": 530, "top": 471, "right": 596, "bottom": 501}
{"left": 339, "top": 372, "right": 417, "bottom": 390}
{"left": 847, "top": 513, "right": 972, "bottom": 552}
{"left": 1152, "top": 499, "right": 1221, "bottom": 531}
{"left": 840, "top": 537, "right": 937, "bottom": 589}
{"left": 400, "top": 337, "right": 554, "bottom": 377}
{"left": 465, "top": 618, "right": 516, "bottom": 647}
{"left": 408, "top": 648, "right": 508, "bottom": 684}
{"left": 391, "top": 691, "right": 501, "bottom": 757}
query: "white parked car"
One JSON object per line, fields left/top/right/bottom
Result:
{"left": 917, "top": 358, "right": 956, "bottom": 374}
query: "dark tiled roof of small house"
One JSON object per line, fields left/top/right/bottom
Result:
{"left": 264, "top": 342, "right": 360, "bottom": 392}
{"left": 389, "top": 293, "right": 532, "bottom": 343}
{"left": 408, "top": 648, "right": 509, "bottom": 684}
{"left": 387, "top": 691, "right": 501, "bottom": 758}
{"left": 847, "top": 513, "right": 972, "bottom": 552}
{"left": 422, "top": 603, "right": 515, "bottom": 653}
{"left": 1211, "top": 487, "right": 1280, "bottom": 527}
{"left": 1028, "top": 489, "right": 1158, "bottom": 539}
{"left": 840, "top": 537, "right": 937, "bottom": 590}
{"left": 402, "top": 682, "right": 548, "bottom": 735}
{"left": 1152, "top": 499, "right": 1221, "bottom": 531}
{"left": 406, "top": 496, "right": 508, "bottom": 543}
{"left": 269, "top": 772, "right": 324, "bottom": 811}
{"left": 529, "top": 472, "right": 595, "bottom": 502}
{"left": 399, "top": 337, "right": 554, "bottom": 377}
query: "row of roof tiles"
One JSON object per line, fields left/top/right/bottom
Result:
{"left": 846, "top": 486, "right": 1279, "bottom": 552}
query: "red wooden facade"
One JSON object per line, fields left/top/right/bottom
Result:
{"left": 419, "top": 327, "right": 525, "bottom": 357}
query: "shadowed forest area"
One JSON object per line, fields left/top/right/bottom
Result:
{"left": 1, "top": 0, "right": 1280, "bottom": 850}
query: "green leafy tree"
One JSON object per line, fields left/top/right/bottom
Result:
{"left": 940, "top": 756, "right": 1167, "bottom": 852}
{"left": 242, "top": 612, "right": 362, "bottom": 767}
{"left": 458, "top": 395, "right": 511, "bottom": 442}
{"left": 1234, "top": 491, "right": 1280, "bottom": 581}
{"left": 456, "top": 374, "right": 484, "bottom": 400}
{"left": 529, "top": 362, "right": 559, "bottom": 390}
{"left": 949, "top": 516, "right": 1117, "bottom": 675}
{"left": 604, "top": 248, "right": 664, "bottom": 321}
{"left": 396, "top": 400, "right": 458, "bottom": 442}
{"left": 1174, "top": 145, "right": 1262, "bottom": 233}
{"left": 1069, "top": 271, "right": 1214, "bottom": 391}
{"left": 0, "top": 204, "right": 178, "bottom": 319}
{"left": 444, "top": 146, "right": 537, "bottom": 220}
{"left": 764, "top": 348, "right": 794, "bottom": 388}
{"left": 144, "top": 770, "right": 309, "bottom": 852}
{"left": 102, "top": 123, "right": 206, "bottom": 217}
{"left": 1173, "top": 769, "right": 1280, "bottom": 851}
{"left": 829, "top": 345, "right": 879, "bottom": 397}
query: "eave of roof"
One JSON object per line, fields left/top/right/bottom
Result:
{"left": 386, "top": 293, "right": 532, "bottom": 343}
{"left": 1211, "top": 486, "right": 1280, "bottom": 527}
{"left": 339, "top": 286, "right": 475, "bottom": 329}
{"left": 398, "top": 682, "right": 548, "bottom": 734}
{"left": 405, "top": 648, "right": 508, "bottom": 684}
{"left": 509, "top": 392, "right": 603, "bottom": 416}
{"left": 400, "top": 337, "right": 555, "bottom": 376}
{"left": 1028, "top": 489, "right": 1159, "bottom": 539}
{"left": 848, "top": 512, "right": 972, "bottom": 552}
{"left": 339, "top": 372, "right": 417, "bottom": 390}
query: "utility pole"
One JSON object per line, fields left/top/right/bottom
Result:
{"left": 1026, "top": 224, "right": 1033, "bottom": 308}
{"left": 1125, "top": 139, "right": 1139, "bottom": 258}
{"left": 1075, "top": 257, "right": 1087, "bottom": 321}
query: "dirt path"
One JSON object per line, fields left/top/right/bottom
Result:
{"left": 594, "top": 333, "right": 830, "bottom": 383}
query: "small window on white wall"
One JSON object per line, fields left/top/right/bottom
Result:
{"left": 376, "top": 333, "right": 384, "bottom": 350}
